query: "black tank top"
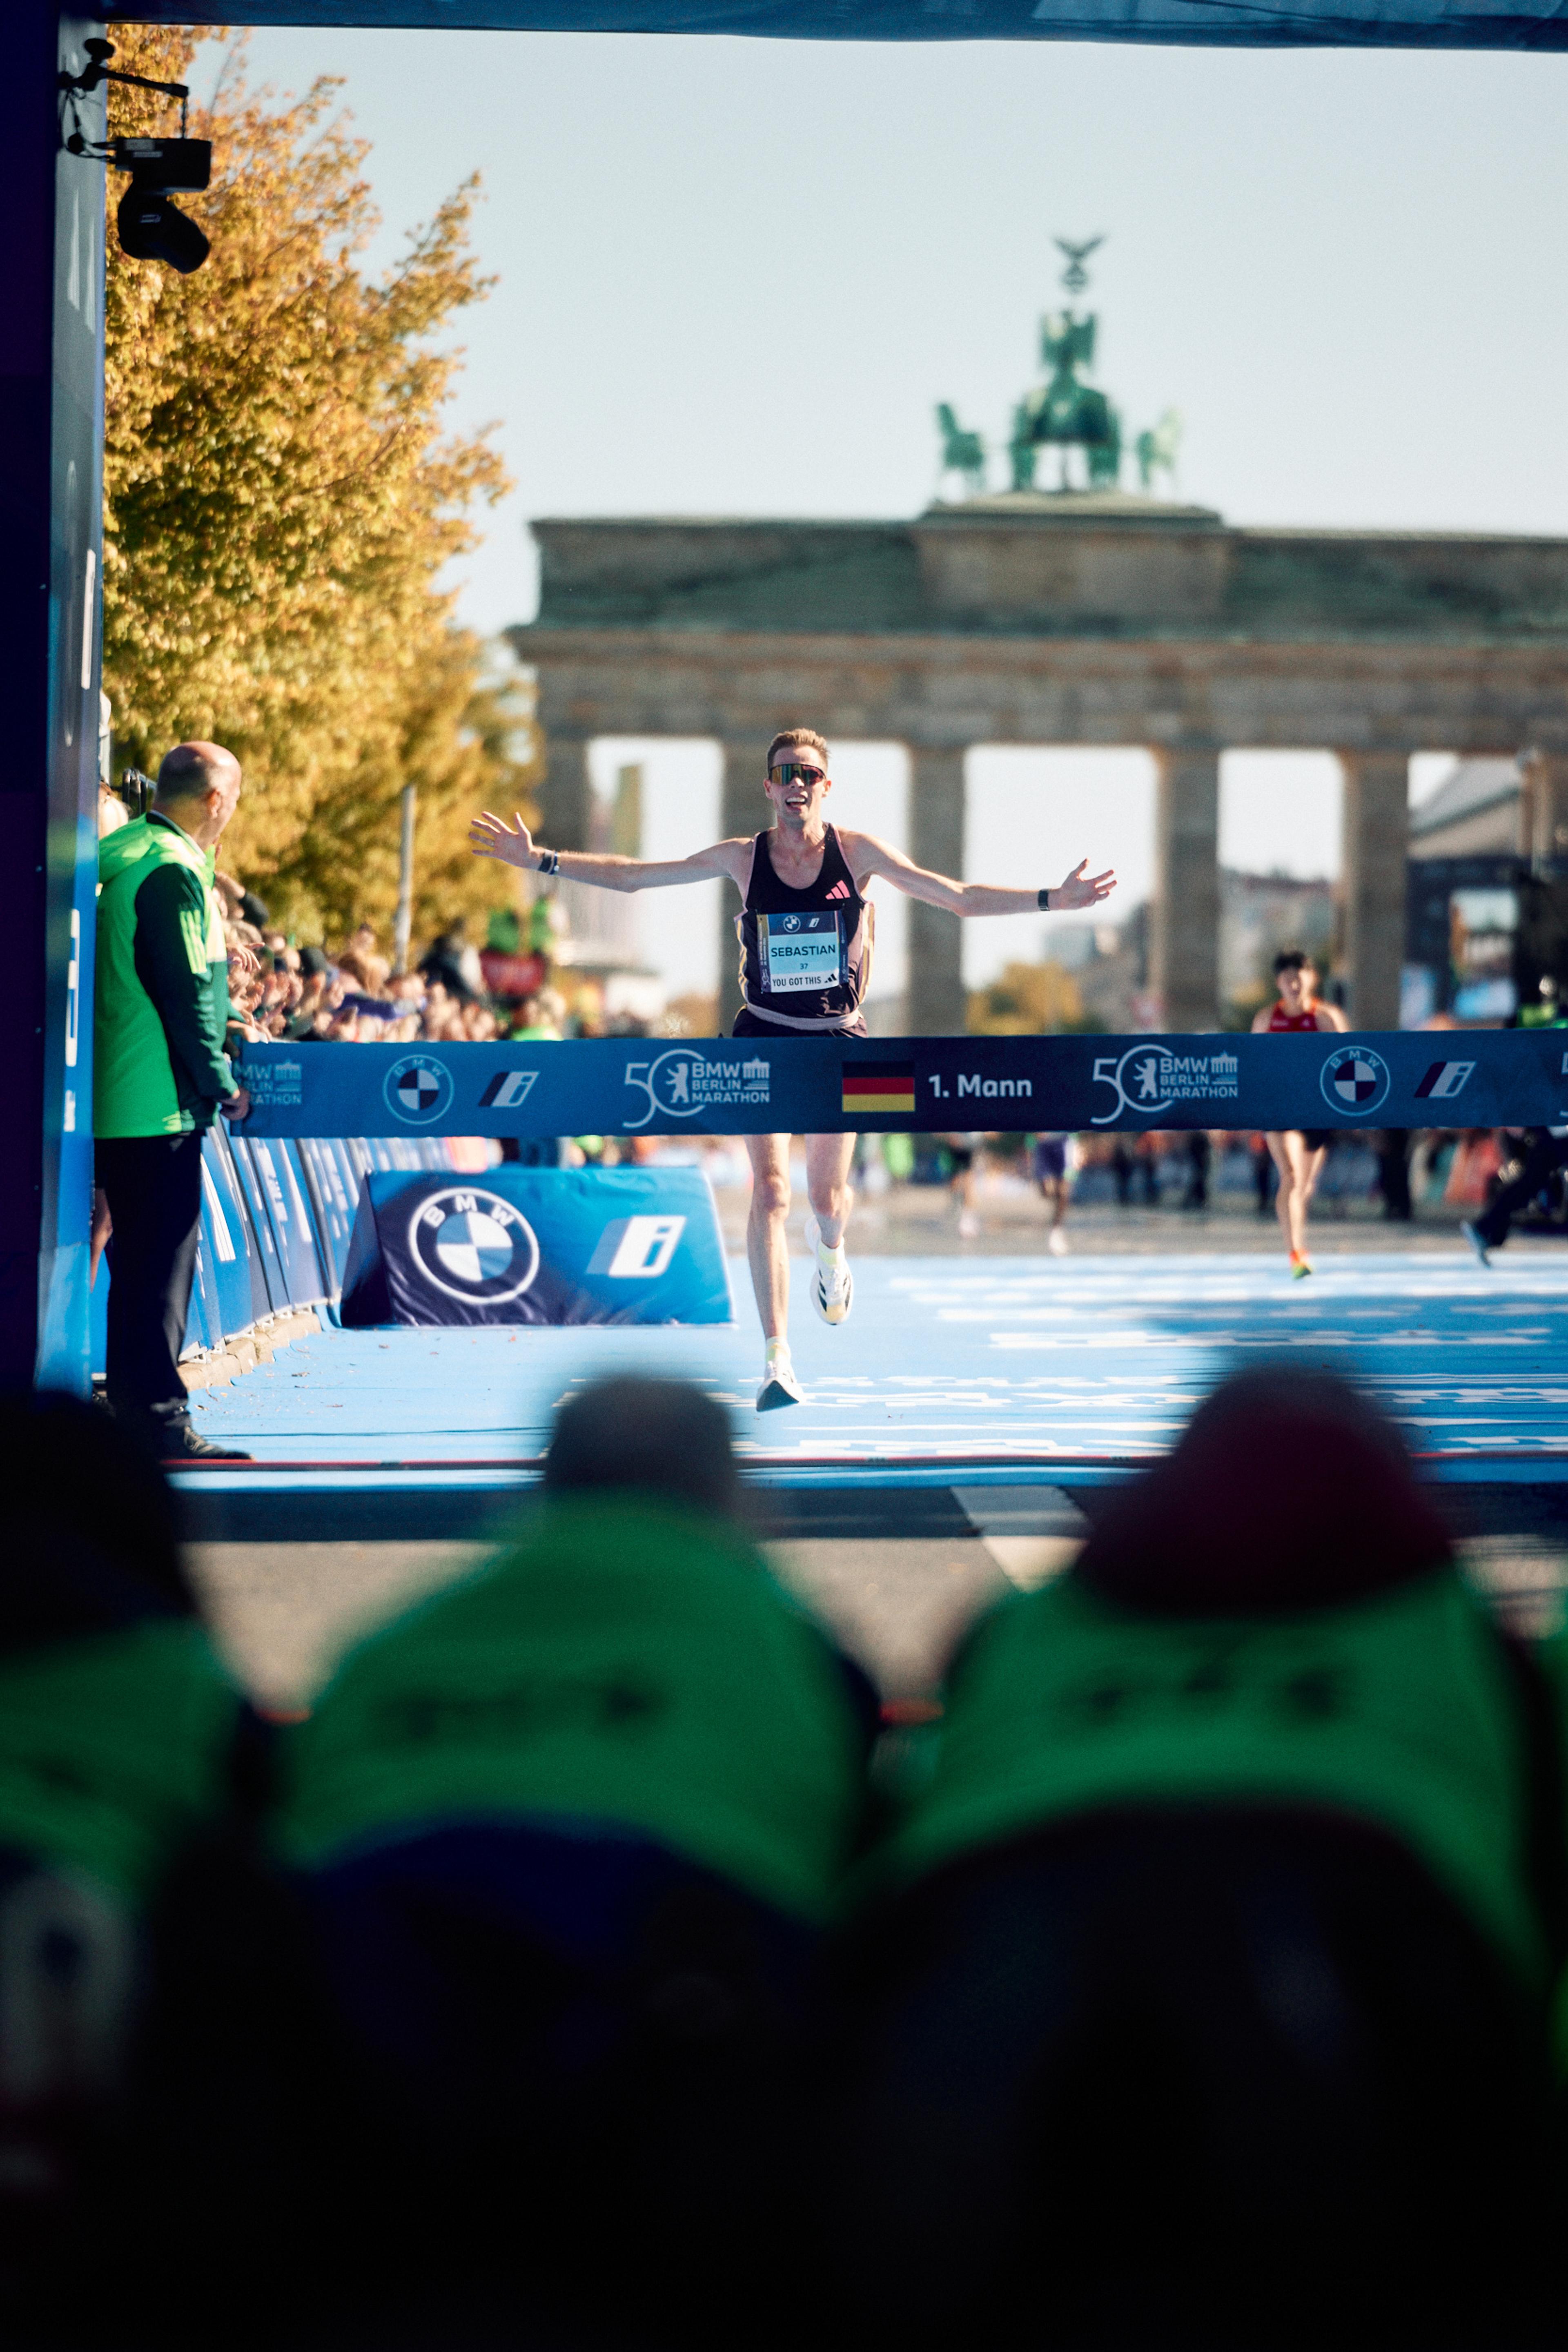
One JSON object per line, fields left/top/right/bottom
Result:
{"left": 735, "top": 825, "right": 873, "bottom": 1033}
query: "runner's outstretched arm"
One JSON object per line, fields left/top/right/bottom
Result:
{"left": 846, "top": 833, "right": 1116, "bottom": 915}
{"left": 470, "top": 810, "right": 751, "bottom": 892}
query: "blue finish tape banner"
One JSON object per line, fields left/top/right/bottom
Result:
{"left": 339, "top": 1166, "right": 733, "bottom": 1329}
{"left": 235, "top": 1032, "right": 1568, "bottom": 1140}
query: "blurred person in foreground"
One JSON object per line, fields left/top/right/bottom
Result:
{"left": 95, "top": 742, "right": 252, "bottom": 1460}
{"left": 839, "top": 1366, "right": 1563, "bottom": 2350}
{"left": 0, "top": 1394, "right": 254, "bottom": 2335}
{"left": 274, "top": 1376, "right": 873, "bottom": 2342}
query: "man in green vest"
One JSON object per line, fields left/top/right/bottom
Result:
{"left": 95, "top": 742, "right": 253, "bottom": 1459}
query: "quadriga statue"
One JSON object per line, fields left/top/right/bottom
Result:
{"left": 1009, "top": 308, "right": 1122, "bottom": 493}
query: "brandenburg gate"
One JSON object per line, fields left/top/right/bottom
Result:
{"left": 512, "top": 492, "right": 1568, "bottom": 1034}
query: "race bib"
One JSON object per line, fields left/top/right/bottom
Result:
{"left": 760, "top": 911, "right": 845, "bottom": 995}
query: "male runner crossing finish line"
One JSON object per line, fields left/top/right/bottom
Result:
{"left": 472, "top": 729, "right": 1115, "bottom": 1408}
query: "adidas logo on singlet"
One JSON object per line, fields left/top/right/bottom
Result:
{"left": 824, "top": 879, "right": 851, "bottom": 901}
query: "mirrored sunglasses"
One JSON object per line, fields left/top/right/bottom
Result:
{"left": 770, "top": 762, "right": 826, "bottom": 787}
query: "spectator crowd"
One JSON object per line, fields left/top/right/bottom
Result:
{"left": 216, "top": 885, "right": 517, "bottom": 1053}
{"left": 2, "top": 1366, "right": 1565, "bottom": 2350}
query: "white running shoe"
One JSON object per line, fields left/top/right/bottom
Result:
{"left": 958, "top": 1209, "right": 980, "bottom": 1240}
{"left": 756, "top": 1347, "right": 804, "bottom": 1412}
{"left": 1048, "top": 1226, "right": 1069, "bottom": 1257}
{"left": 804, "top": 1216, "right": 853, "bottom": 1326}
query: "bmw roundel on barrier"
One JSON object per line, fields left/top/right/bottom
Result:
{"left": 1319, "top": 1046, "right": 1390, "bottom": 1117}
{"left": 384, "top": 1052, "right": 455, "bottom": 1126}
{"left": 409, "top": 1187, "right": 541, "bottom": 1304}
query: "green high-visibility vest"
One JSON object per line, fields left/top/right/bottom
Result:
{"left": 277, "top": 1496, "right": 867, "bottom": 1924}
{"left": 872, "top": 1569, "right": 1545, "bottom": 1985}
{"left": 0, "top": 1621, "right": 241, "bottom": 1904}
{"left": 95, "top": 815, "right": 229, "bottom": 1138}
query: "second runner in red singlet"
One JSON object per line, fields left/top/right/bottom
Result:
{"left": 1251, "top": 948, "right": 1348, "bottom": 1277}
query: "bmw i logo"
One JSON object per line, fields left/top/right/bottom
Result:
{"left": 1320, "top": 1046, "right": 1390, "bottom": 1117}
{"left": 385, "top": 1053, "right": 454, "bottom": 1126}
{"left": 409, "top": 1186, "right": 540, "bottom": 1304}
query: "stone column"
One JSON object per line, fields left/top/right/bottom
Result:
{"left": 907, "top": 746, "right": 968, "bottom": 1036}
{"left": 538, "top": 733, "right": 592, "bottom": 853}
{"left": 1339, "top": 751, "right": 1409, "bottom": 1029}
{"left": 718, "top": 740, "right": 770, "bottom": 1032}
{"left": 1150, "top": 749, "right": 1220, "bottom": 1031}
{"left": 1520, "top": 750, "right": 1568, "bottom": 866}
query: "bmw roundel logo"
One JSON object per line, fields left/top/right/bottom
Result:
{"left": 385, "top": 1053, "right": 454, "bottom": 1126}
{"left": 780, "top": 913, "right": 802, "bottom": 932}
{"left": 409, "top": 1186, "right": 540, "bottom": 1304}
{"left": 1320, "top": 1046, "right": 1390, "bottom": 1117}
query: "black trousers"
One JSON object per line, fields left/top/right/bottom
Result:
{"left": 97, "top": 1131, "right": 205, "bottom": 1421}
{"left": 1474, "top": 1128, "right": 1568, "bottom": 1249}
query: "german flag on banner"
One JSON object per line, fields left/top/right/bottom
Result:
{"left": 842, "top": 1060, "right": 916, "bottom": 1117}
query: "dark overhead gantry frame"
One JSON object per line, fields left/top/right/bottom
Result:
{"left": 6, "top": 0, "right": 1561, "bottom": 1390}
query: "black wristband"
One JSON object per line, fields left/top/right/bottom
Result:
{"left": 537, "top": 849, "right": 561, "bottom": 877}
{"left": 1037, "top": 887, "right": 1052, "bottom": 911}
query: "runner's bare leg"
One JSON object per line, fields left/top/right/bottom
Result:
{"left": 805, "top": 1130, "right": 856, "bottom": 1249}
{"left": 1266, "top": 1131, "right": 1326, "bottom": 1259}
{"left": 1294, "top": 1139, "right": 1328, "bottom": 1253}
{"left": 1266, "top": 1133, "right": 1295, "bottom": 1256}
{"left": 745, "top": 1132, "right": 793, "bottom": 1341}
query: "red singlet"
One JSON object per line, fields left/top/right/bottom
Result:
{"left": 1267, "top": 1001, "right": 1322, "bottom": 1033}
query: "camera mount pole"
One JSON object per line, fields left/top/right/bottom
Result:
{"left": 60, "top": 38, "right": 189, "bottom": 150}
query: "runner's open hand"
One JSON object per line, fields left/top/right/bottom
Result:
{"left": 1052, "top": 860, "right": 1117, "bottom": 911}
{"left": 470, "top": 810, "right": 537, "bottom": 870}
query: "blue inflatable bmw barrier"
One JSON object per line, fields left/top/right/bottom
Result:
{"left": 234, "top": 1031, "right": 1568, "bottom": 1140}
{"left": 337, "top": 1166, "right": 732, "bottom": 1329}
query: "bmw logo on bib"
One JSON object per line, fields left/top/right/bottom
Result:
{"left": 409, "top": 1187, "right": 540, "bottom": 1305}
{"left": 385, "top": 1052, "right": 454, "bottom": 1126}
{"left": 1320, "top": 1046, "right": 1390, "bottom": 1117}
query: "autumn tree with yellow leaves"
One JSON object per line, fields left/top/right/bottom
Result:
{"left": 103, "top": 26, "right": 535, "bottom": 945}
{"left": 968, "top": 960, "right": 1087, "bottom": 1035}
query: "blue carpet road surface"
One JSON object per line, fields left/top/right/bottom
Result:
{"left": 186, "top": 1251, "right": 1568, "bottom": 1477}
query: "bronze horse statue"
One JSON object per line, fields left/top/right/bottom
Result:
{"left": 1135, "top": 407, "right": 1182, "bottom": 493}
{"left": 935, "top": 402, "right": 987, "bottom": 497}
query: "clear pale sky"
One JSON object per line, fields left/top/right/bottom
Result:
{"left": 212, "top": 28, "right": 1564, "bottom": 997}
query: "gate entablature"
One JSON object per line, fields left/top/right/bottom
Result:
{"left": 525, "top": 506, "right": 1568, "bottom": 653}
